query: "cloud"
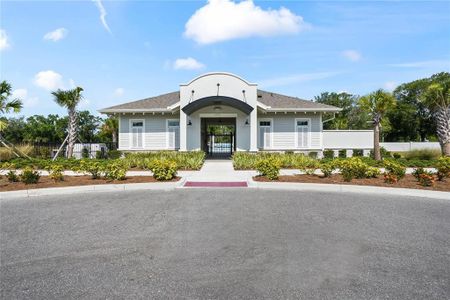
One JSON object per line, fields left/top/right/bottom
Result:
{"left": 388, "top": 59, "right": 450, "bottom": 68}
{"left": 93, "top": 0, "right": 112, "bottom": 33}
{"left": 33, "top": 70, "right": 65, "bottom": 91}
{"left": 173, "top": 57, "right": 205, "bottom": 70}
{"left": 342, "top": 50, "right": 362, "bottom": 62}
{"left": 0, "top": 29, "right": 11, "bottom": 51}
{"left": 44, "top": 28, "right": 68, "bottom": 41}
{"left": 114, "top": 88, "right": 125, "bottom": 97}
{"left": 12, "top": 89, "right": 39, "bottom": 108}
{"left": 384, "top": 81, "right": 397, "bottom": 91}
{"left": 184, "top": 0, "right": 309, "bottom": 44}
{"left": 259, "top": 71, "right": 341, "bottom": 88}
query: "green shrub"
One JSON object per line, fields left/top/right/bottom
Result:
{"left": 320, "top": 162, "right": 335, "bottom": 177}
{"left": 404, "top": 149, "right": 441, "bottom": 161}
{"left": 435, "top": 157, "right": 450, "bottom": 181}
{"left": 96, "top": 150, "right": 106, "bottom": 159}
{"left": 47, "top": 164, "right": 64, "bottom": 182}
{"left": 370, "top": 147, "right": 392, "bottom": 159}
{"left": 412, "top": 167, "right": 427, "bottom": 180}
{"left": 323, "top": 149, "right": 334, "bottom": 159}
{"left": 7, "top": 170, "right": 19, "bottom": 182}
{"left": 124, "top": 151, "right": 204, "bottom": 170}
{"left": 338, "top": 157, "right": 374, "bottom": 182}
{"left": 78, "top": 160, "right": 103, "bottom": 179}
{"left": 20, "top": 167, "right": 40, "bottom": 184}
{"left": 150, "top": 159, "right": 178, "bottom": 181}
{"left": 338, "top": 149, "right": 346, "bottom": 158}
{"left": 365, "top": 166, "right": 381, "bottom": 178}
{"left": 108, "top": 150, "right": 122, "bottom": 160}
{"left": 353, "top": 149, "right": 363, "bottom": 157}
{"left": 383, "top": 160, "right": 406, "bottom": 182}
{"left": 308, "top": 152, "right": 318, "bottom": 159}
{"left": 256, "top": 156, "right": 281, "bottom": 180}
{"left": 103, "top": 161, "right": 127, "bottom": 180}
{"left": 393, "top": 153, "right": 402, "bottom": 159}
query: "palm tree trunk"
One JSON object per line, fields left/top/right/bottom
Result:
{"left": 436, "top": 106, "right": 450, "bottom": 156}
{"left": 112, "top": 131, "right": 117, "bottom": 144}
{"left": 66, "top": 109, "right": 78, "bottom": 158}
{"left": 374, "top": 123, "right": 381, "bottom": 161}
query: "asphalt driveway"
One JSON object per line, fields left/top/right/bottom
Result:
{"left": 1, "top": 189, "right": 449, "bottom": 299}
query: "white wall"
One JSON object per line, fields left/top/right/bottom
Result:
{"left": 380, "top": 142, "right": 441, "bottom": 152}
{"left": 323, "top": 130, "right": 373, "bottom": 149}
{"left": 259, "top": 113, "right": 322, "bottom": 150}
{"left": 119, "top": 114, "right": 180, "bottom": 151}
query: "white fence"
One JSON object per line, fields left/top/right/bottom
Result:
{"left": 380, "top": 142, "right": 441, "bottom": 152}
{"left": 323, "top": 130, "right": 440, "bottom": 152}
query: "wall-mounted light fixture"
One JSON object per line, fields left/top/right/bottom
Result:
{"left": 187, "top": 119, "right": 192, "bottom": 126}
{"left": 245, "top": 119, "right": 249, "bottom": 125}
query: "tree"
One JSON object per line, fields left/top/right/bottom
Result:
{"left": 77, "top": 111, "right": 102, "bottom": 142}
{"left": 359, "top": 89, "right": 396, "bottom": 160}
{"left": 51, "top": 87, "right": 84, "bottom": 158}
{"left": 100, "top": 116, "right": 118, "bottom": 144}
{"left": 0, "top": 80, "right": 23, "bottom": 131}
{"left": 421, "top": 72, "right": 450, "bottom": 156}
{"left": 315, "top": 92, "right": 356, "bottom": 129}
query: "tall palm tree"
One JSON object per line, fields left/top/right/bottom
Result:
{"left": 359, "top": 89, "right": 396, "bottom": 161}
{"left": 51, "top": 87, "right": 83, "bottom": 158}
{"left": 421, "top": 79, "right": 450, "bottom": 156}
{"left": 101, "top": 116, "right": 118, "bottom": 145}
{"left": 0, "top": 80, "right": 23, "bottom": 131}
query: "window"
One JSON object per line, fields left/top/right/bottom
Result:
{"left": 167, "top": 119, "right": 180, "bottom": 149}
{"left": 131, "top": 120, "right": 144, "bottom": 148}
{"left": 296, "top": 119, "right": 310, "bottom": 148}
{"left": 258, "top": 119, "right": 272, "bottom": 149}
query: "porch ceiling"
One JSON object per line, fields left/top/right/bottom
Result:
{"left": 182, "top": 96, "right": 254, "bottom": 115}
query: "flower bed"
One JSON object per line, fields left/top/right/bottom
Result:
{"left": 0, "top": 175, "right": 179, "bottom": 192}
{"left": 253, "top": 174, "right": 450, "bottom": 192}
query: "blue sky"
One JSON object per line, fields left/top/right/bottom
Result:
{"left": 1, "top": 0, "right": 449, "bottom": 117}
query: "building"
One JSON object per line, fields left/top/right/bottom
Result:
{"left": 99, "top": 72, "right": 341, "bottom": 157}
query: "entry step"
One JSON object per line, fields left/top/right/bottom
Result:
{"left": 184, "top": 181, "right": 248, "bottom": 188}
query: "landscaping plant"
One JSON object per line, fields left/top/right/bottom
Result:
{"left": 256, "top": 156, "right": 281, "bottom": 180}
{"left": 103, "top": 161, "right": 127, "bottom": 181}
{"left": 383, "top": 160, "right": 406, "bottom": 183}
{"left": 150, "top": 159, "right": 178, "bottom": 181}
{"left": 77, "top": 160, "right": 104, "bottom": 179}
{"left": 47, "top": 164, "right": 64, "bottom": 182}
{"left": 435, "top": 157, "right": 450, "bottom": 181}
{"left": 338, "top": 157, "right": 373, "bottom": 182}
{"left": 7, "top": 170, "right": 19, "bottom": 182}
{"left": 20, "top": 167, "right": 40, "bottom": 184}
{"left": 417, "top": 171, "right": 435, "bottom": 187}
{"left": 320, "top": 162, "right": 335, "bottom": 178}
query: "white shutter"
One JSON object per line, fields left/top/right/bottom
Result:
{"left": 296, "top": 120, "right": 309, "bottom": 148}
{"left": 132, "top": 127, "right": 143, "bottom": 148}
{"left": 258, "top": 121, "right": 271, "bottom": 149}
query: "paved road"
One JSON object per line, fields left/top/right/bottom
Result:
{"left": 1, "top": 189, "right": 449, "bottom": 299}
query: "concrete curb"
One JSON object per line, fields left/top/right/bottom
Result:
{"left": 0, "top": 181, "right": 184, "bottom": 200}
{"left": 251, "top": 181, "right": 450, "bottom": 200}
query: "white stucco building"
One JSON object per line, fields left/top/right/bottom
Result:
{"left": 99, "top": 72, "right": 342, "bottom": 156}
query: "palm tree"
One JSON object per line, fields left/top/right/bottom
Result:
{"left": 0, "top": 80, "right": 23, "bottom": 131}
{"left": 421, "top": 78, "right": 450, "bottom": 156}
{"left": 51, "top": 87, "right": 83, "bottom": 158}
{"left": 101, "top": 116, "right": 118, "bottom": 145}
{"left": 359, "top": 89, "right": 396, "bottom": 161}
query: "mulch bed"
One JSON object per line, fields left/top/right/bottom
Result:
{"left": 253, "top": 174, "right": 450, "bottom": 192}
{"left": 0, "top": 176, "right": 179, "bottom": 192}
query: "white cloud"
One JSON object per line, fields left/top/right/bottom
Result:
{"left": 173, "top": 57, "right": 205, "bottom": 70}
{"left": 259, "top": 71, "right": 341, "bottom": 88}
{"left": 33, "top": 70, "right": 64, "bottom": 91}
{"left": 93, "top": 0, "right": 112, "bottom": 34}
{"left": 384, "top": 81, "right": 397, "bottom": 91}
{"left": 184, "top": 0, "right": 309, "bottom": 44}
{"left": 114, "top": 88, "right": 125, "bottom": 97}
{"left": 44, "top": 28, "right": 68, "bottom": 41}
{"left": 342, "top": 50, "right": 362, "bottom": 62}
{"left": 0, "top": 29, "right": 11, "bottom": 51}
{"left": 12, "top": 89, "right": 39, "bottom": 108}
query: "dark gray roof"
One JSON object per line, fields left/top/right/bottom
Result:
{"left": 257, "top": 90, "right": 340, "bottom": 111}
{"left": 99, "top": 90, "right": 340, "bottom": 113}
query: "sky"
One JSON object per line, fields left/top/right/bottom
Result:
{"left": 1, "top": 0, "right": 449, "bottom": 118}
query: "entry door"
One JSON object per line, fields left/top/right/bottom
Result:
{"left": 131, "top": 120, "right": 144, "bottom": 148}
{"left": 167, "top": 120, "right": 180, "bottom": 149}
{"left": 259, "top": 120, "right": 271, "bottom": 149}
